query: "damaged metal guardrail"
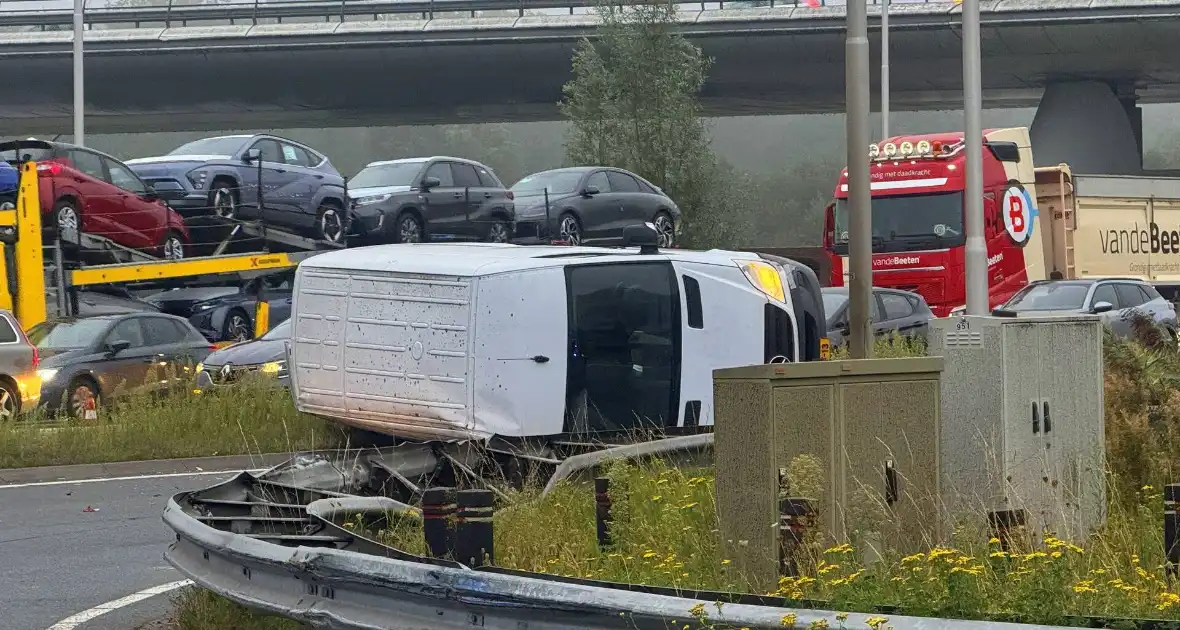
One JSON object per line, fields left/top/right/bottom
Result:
{"left": 161, "top": 438, "right": 1087, "bottom": 630}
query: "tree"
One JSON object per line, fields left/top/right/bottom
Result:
{"left": 558, "top": 0, "right": 752, "bottom": 248}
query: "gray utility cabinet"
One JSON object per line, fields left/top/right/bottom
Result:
{"left": 928, "top": 314, "right": 1105, "bottom": 544}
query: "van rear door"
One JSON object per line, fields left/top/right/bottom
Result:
{"left": 292, "top": 265, "right": 476, "bottom": 439}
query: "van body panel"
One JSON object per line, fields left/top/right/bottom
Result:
{"left": 473, "top": 268, "right": 568, "bottom": 437}
{"left": 673, "top": 261, "right": 766, "bottom": 427}
{"left": 291, "top": 263, "right": 479, "bottom": 439}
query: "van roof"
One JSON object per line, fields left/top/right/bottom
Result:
{"left": 299, "top": 243, "right": 764, "bottom": 277}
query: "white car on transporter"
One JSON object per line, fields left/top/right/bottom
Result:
{"left": 287, "top": 232, "right": 826, "bottom": 442}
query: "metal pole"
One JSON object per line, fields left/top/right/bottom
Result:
{"left": 72, "top": 0, "right": 85, "bottom": 146}
{"left": 880, "top": 0, "right": 890, "bottom": 138}
{"left": 846, "top": 0, "right": 873, "bottom": 359}
{"left": 963, "top": 0, "right": 988, "bottom": 314}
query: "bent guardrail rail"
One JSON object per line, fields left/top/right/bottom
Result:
{"left": 0, "top": 0, "right": 1147, "bottom": 30}
{"left": 163, "top": 465, "right": 1090, "bottom": 630}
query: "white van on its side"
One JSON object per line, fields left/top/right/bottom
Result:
{"left": 289, "top": 242, "right": 824, "bottom": 442}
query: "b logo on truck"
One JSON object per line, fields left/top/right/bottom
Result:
{"left": 1002, "top": 186, "right": 1036, "bottom": 247}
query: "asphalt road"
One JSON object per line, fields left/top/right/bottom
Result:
{"left": 0, "top": 473, "right": 232, "bottom": 630}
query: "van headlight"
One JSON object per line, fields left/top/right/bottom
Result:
{"left": 37, "top": 368, "right": 58, "bottom": 382}
{"left": 736, "top": 259, "right": 786, "bottom": 303}
{"left": 261, "top": 360, "right": 288, "bottom": 376}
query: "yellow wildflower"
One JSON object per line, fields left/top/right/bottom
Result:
{"left": 689, "top": 603, "right": 706, "bottom": 617}
{"left": 836, "top": 613, "right": 849, "bottom": 622}
{"left": 781, "top": 613, "right": 798, "bottom": 628}
{"left": 810, "top": 620, "right": 830, "bottom": 630}
{"left": 988, "top": 537, "right": 1001, "bottom": 545}
{"left": 927, "top": 547, "right": 956, "bottom": 561}
{"left": 1159, "top": 592, "right": 1180, "bottom": 611}
{"left": 865, "top": 616, "right": 890, "bottom": 630}
{"left": 989, "top": 551, "right": 1009, "bottom": 559}
{"left": 900, "top": 552, "right": 925, "bottom": 564}
{"left": 1072, "top": 580, "right": 1098, "bottom": 594}
{"left": 825, "top": 543, "right": 855, "bottom": 555}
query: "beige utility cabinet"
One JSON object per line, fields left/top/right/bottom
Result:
{"left": 713, "top": 357, "right": 944, "bottom": 589}
{"left": 928, "top": 315, "right": 1106, "bottom": 544}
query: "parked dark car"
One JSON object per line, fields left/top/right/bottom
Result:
{"left": 143, "top": 271, "right": 293, "bottom": 343}
{"left": 822, "top": 286, "right": 934, "bottom": 347}
{"left": 0, "top": 139, "right": 191, "bottom": 259}
{"left": 125, "top": 134, "right": 349, "bottom": 244}
{"left": 72, "top": 286, "right": 161, "bottom": 316}
{"left": 346, "top": 156, "right": 515, "bottom": 244}
{"left": 27, "top": 313, "right": 215, "bottom": 419}
{"left": 0, "top": 160, "right": 16, "bottom": 210}
{"left": 196, "top": 317, "right": 291, "bottom": 391}
{"left": 509, "top": 167, "right": 681, "bottom": 247}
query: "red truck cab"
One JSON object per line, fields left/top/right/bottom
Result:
{"left": 823, "top": 128, "right": 1047, "bottom": 317}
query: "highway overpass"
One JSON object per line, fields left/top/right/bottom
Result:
{"left": 0, "top": 0, "right": 1176, "bottom": 173}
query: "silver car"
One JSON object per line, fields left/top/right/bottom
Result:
{"left": 0, "top": 308, "right": 39, "bottom": 420}
{"left": 997, "top": 278, "right": 1179, "bottom": 340}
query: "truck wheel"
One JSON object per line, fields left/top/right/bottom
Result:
{"left": 160, "top": 230, "right": 185, "bottom": 260}
{"left": 53, "top": 199, "right": 81, "bottom": 243}
{"left": 67, "top": 376, "right": 100, "bottom": 422}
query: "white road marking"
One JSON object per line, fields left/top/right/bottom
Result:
{"left": 46, "top": 579, "right": 194, "bottom": 630}
{"left": 0, "top": 468, "right": 265, "bottom": 490}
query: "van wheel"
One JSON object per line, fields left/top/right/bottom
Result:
{"left": 485, "top": 218, "right": 511, "bottom": 243}
{"left": 161, "top": 230, "right": 185, "bottom": 260}
{"left": 54, "top": 199, "right": 81, "bottom": 243}
{"left": 394, "top": 212, "right": 424, "bottom": 244}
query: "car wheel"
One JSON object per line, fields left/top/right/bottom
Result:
{"left": 394, "top": 212, "right": 424, "bottom": 244}
{"left": 316, "top": 204, "right": 346, "bottom": 244}
{"left": 653, "top": 211, "right": 675, "bottom": 248}
{"left": 558, "top": 213, "right": 582, "bottom": 246}
{"left": 485, "top": 218, "right": 511, "bottom": 243}
{"left": 161, "top": 230, "right": 185, "bottom": 260}
{"left": 66, "top": 376, "right": 100, "bottom": 422}
{"left": 222, "top": 310, "right": 253, "bottom": 343}
{"left": 209, "top": 184, "right": 238, "bottom": 220}
{"left": 0, "top": 381, "right": 18, "bottom": 423}
{"left": 53, "top": 199, "right": 81, "bottom": 243}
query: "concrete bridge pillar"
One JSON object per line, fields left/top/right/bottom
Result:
{"left": 1028, "top": 81, "right": 1143, "bottom": 175}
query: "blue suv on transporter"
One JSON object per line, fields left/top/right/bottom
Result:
{"left": 125, "top": 134, "right": 350, "bottom": 244}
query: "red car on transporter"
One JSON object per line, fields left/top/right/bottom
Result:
{"left": 0, "top": 139, "right": 191, "bottom": 259}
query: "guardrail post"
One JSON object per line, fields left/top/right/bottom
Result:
{"left": 422, "top": 487, "right": 455, "bottom": 559}
{"left": 1166, "top": 484, "right": 1180, "bottom": 583}
{"left": 455, "top": 489, "right": 494, "bottom": 567}
{"left": 595, "top": 477, "right": 612, "bottom": 550}
{"left": 778, "top": 497, "right": 815, "bottom": 578}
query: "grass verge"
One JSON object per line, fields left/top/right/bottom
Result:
{"left": 0, "top": 377, "right": 342, "bottom": 469}
{"left": 171, "top": 587, "right": 304, "bottom": 630}
{"left": 179, "top": 322, "right": 1180, "bottom": 627}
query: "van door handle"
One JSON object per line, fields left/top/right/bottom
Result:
{"left": 484, "top": 193, "right": 493, "bottom": 198}
{"left": 1032, "top": 401, "right": 1040, "bottom": 434}
{"left": 453, "top": 192, "right": 464, "bottom": 198}
{"left": 274, "top": 169, "right": 286, "bottom": 173}
{"left": 1042, "top": 400, "right": 1051, "bottom": 433}
{"left": 532, "top": 355, "right": 550, "bottom": 363}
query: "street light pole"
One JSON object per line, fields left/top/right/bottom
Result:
{"left": 846, "top": 0, "right": 873, "bottom": 359}
{"left": 881, "top": 0, "right": 890, "bottom": 139}
{"left": 73, "top": 0, "right": 85, "bottom": 146}
{"left": 962, "top": 0, "right": 987, "bottom": 314}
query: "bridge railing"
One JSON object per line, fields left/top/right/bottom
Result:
{"left": 0, "top": 0, "right": 954, "bottom": 30}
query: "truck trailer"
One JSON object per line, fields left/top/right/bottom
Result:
{"left": 823, "top": 126, "right": 1180, "bottom": 316}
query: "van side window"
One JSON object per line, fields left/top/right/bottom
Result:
{"left": 683, "top": 275, "right": 703, "bottom": 329}
{"left": 563, "top": 261, "right": 681, "bottom": 434}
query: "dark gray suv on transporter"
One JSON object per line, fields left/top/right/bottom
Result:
{"left": 125, "top": 134, "right": 349, "bottom": 244}
{"left": 346, "top": 156, "right": 515, "bottom": 244}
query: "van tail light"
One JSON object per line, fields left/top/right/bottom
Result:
{"left": 823, "top": 202, "right": 836, "bottom": 249}
{"left": 31, "top": 346, "right": 39, "bottom": 370}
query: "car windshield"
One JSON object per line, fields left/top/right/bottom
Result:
{"left": 261, "top": 318, "right": 291, "bottom": 341}
{"left": 833, "top": 191, "right": 965, "bottom": 254}
{"left": 350, "top": 162, "right": 426, "bottom": 189}
{"left": 511, "top": 171, "right": 584, "bottom": 197}
{"left": 822, "top": 292, "right": 849, "bottom": 324}
{"left": 167, "top": 137, "right": 249, "bottom": 157}
{"left": 26, "top": 318, "right": 111, "bottom": 350}
{"left": 1002, "top": 283, "right": 1091, "bottom": 312}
